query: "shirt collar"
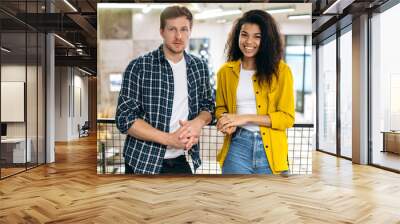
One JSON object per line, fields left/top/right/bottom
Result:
{"left": 226, "top": 60, "right": 241, "bottom": 78}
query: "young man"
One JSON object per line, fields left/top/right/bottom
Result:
{"left": 115, "top": 6, "right": 214, "bottom": 174}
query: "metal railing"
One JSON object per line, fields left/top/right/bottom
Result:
{"left": 97, "top": 119, "right": 314, "bottom": 175}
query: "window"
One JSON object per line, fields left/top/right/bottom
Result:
{"left": 340, "top": 29, "right": 352, "bottom": 158}
{"left": 371, "top": 3, "right": 400, "bottom": 171}
{"left": 317, "top": 37, "right": 337, "bottom": 155}
{"left": 285, "top": 35, "right": 313, "bottom": 123}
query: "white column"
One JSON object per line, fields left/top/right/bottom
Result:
{"left": 46, "top": 32, "right": 55, "bottom": 163}
{"left": 352, "top": 14, "right": 369, "bottom": 164}
{"left": 45, "top": 0, "right": 55, "bottom": 163}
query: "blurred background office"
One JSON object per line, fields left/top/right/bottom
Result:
{"left": 97, "top": 3, "right": 313, "bottom": 125}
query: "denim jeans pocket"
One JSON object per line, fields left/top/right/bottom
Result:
{"left": 231, "top": 134, "right": 251, "bottom": 149}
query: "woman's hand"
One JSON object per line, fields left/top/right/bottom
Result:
{"left": 216, "top": 117, "right": 237, "bottom": 135}
{"left": 217, "top": 114, "right": 248, "bottom": 134}
{"left": 224, "top": 126, "right": 237, "bottom": 135}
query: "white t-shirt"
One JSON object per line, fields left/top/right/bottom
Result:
{"left": 236, "top": 66, "right": 259, "bottom": 132}
{"left": 164, "top": 57, "right": 188, "bottom": 159}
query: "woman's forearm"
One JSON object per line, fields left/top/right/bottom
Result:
{"left": 242, "top": 114, "right": 272, "bottom": 127}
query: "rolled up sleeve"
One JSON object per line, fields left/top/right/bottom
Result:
{"left": 115, "top": 60, "right": 144, "bottom": 134}
{"left": 268, "top": 64, "right": 295, "bottom": 131}
{"left": 215, "top": 68, "right": 228, "bottom": 120}
{"left": 199, "top": 61, "right": 215, "bottom": 116}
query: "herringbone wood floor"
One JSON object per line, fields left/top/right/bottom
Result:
{"left": 1, "top": 135, "right": 400, "bottom": 224}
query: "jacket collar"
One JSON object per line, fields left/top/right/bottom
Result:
{"left": 225, "top": 60, "right": 241, "bottom": 78}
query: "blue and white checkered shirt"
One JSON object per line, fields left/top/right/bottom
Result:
{"left": 115, "top": 45, "right": 214, "bottom": 174}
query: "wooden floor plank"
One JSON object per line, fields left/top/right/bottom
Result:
{"left": 0, "top": 135, "right": 400, "bottom": 223}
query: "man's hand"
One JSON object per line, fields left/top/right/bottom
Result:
{"left": 165, "top": 125, "right": 191, "bottom": 149}
{"left": 178, "top": 119, "right": 204, "bottom": 150}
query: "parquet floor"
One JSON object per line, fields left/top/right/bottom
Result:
{"left": 0, "top": 167, "right": 25, "bottom": 177}
{"left": 0, "top": 135, "right": 400, "bottom": 223}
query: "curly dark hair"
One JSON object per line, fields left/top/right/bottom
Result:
{"left": 225, "top": 10, "right": 283, "bottom": 85}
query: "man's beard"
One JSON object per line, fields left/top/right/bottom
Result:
{"left": 165, "top": 43, "right": 184, "bottom": 54}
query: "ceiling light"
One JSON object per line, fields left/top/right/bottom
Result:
{"left": 63, "top": 0, "right": 78, "bottom": 12}
{"left": 142, "top": 7, "right": 151, "bottom": 14}
{"left": 1, "top": 47, "right": 11, "bottom": 53}
{"left": 195, "top": 8, "right": 223, "bottom": 18}
{"left": 78, "top": 67, "right": 92, "bottom": 76}
{"left": 54, "top": 34, "right": 75, "bottom": 48}
{"left": 97, "top": 3, "right": 147, "bottom": 9}
{"left": 266, "top": 8, "right": 295, "bottom": 14}
{"left": 288, "top": 14, "right": 311, "bottom": 20}
{"left": 323, "top": 0, "right": 343, "bottom": 14}
{"left": 195, "top": 9, "right": 242, "bottom": 20}
{"left": 190, "top": 3, "right": 201, "bottom": 12}
{"left": 149, "top": 4, "right": 170, "bottom": 10}
{"left": 216, "top": 19, "right": 227, "bottom": 24}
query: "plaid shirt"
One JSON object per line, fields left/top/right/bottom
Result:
{"left": 115, "top": 45, "right": 214, "bottom": 174}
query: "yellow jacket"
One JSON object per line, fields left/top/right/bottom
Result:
{"left": 215, "top": 60, "right": 295, "bottom": 174}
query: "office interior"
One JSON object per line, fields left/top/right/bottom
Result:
{"left": 97, "top": 2, "right": 313, "bottom": 174}
{"left": 0, "top": 0, "right": 399, "bottom": 223}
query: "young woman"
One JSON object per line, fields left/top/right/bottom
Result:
{"left": 215, "top": 10, "right": 295, "bottom": 174}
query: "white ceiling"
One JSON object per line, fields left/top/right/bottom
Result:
{"left": 98, "top": 3, "right": 312, "bottom": 24}
{"left": 189, "top": 3, "right": 311, "bottom": 23}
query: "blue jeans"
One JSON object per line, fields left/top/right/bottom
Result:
{"left": 222, "top": 127, "right": 273, "bottom": 174}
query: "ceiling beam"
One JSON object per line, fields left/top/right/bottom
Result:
{"left": 55, "top": 55, "right": 96, "bottom": 68}
{"left": 67, "top": 13, "right": 97, "bottom": 39}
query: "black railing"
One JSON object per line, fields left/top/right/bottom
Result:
{"left": 97, "top": 119, "right": 314, "bottom": 175}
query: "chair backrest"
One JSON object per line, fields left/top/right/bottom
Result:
{"left": 82, "top": 121, "right": 90, "bottom": 129}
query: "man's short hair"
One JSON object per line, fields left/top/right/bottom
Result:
{"left": 160, "top": 5, "right": 193, "bottom": 29}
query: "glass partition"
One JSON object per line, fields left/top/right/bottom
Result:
{"left": 317, "top": 37, "right": 337, "bottom": 155}
{"left": 0, "top": 1, "right": 46, "bottom": 179}
{"left": 371, "top": 3, "right": 400, "bottom": 171}
{"left": 339, "top": 29, "right": 352, "bottom": 158}
{"left": 1, "top": 30, "right": 28, "bottom": 177}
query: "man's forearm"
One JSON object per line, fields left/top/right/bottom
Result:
{"left": 127, "top": 119, "right": 169, "bottom": 146}
{"left": 193, "top": 111, "right": 212, "bottom": 127}
{"left": 128, "top": 111, "right": 211, "bottom": 147}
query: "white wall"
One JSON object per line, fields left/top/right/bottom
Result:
{"left": 1, "top": 65, "right": 26, "bottom": 139}
{"left": 72, "top": 73, "right": 89, "bottom": 138}
{"left": 1, "top": 65, "right": 26, "bottom": 82}
{"left": 55, "top": 66, "right": 68, "bottom": 141}
{"left": 54, "top": 67, "right": 89, "bottom": 141}
{"left": 1, "top": 65, "right": 37, "bottom": 137}
{"left": 1, "top": 64, "right": 46, "bottom": 163}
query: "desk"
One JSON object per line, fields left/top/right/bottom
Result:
{"left": 1, "top": 138, "right": 31, "bottom": 163}
{"left": 382, "top": 131, "right": 400, "bottom": 154}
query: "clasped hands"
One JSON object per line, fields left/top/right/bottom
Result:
{"left": 166, "top": 119, "right": 204, "bottom": 150}
{"left": 216, "top": 113, "right": 248, "bottom": 135}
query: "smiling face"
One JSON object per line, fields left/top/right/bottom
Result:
{"left": 160, "top": 16, "right": 191, "bottom": 56}
{"left": 238, "top": 23, "right": 261, "bottom": 60}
